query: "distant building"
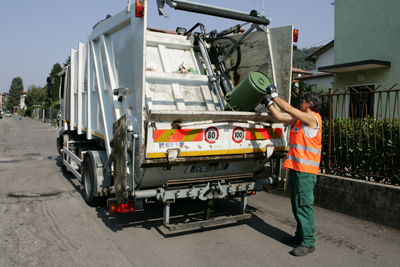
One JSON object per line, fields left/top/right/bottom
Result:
{"left": 0, "top": 92, "right": 8, "bottom": 109}
{"left": 292, "top": 68, "right": 312, "bottom": 82}
{"left": 20, "top": 91, "right": 28, "bottom": 110}
{"left": 292, "top": 67, "right": 313, "bottom": 82}
{"left": 319, "top": 2, "right": 394, "bottom": 89}
{"left": 292, "top": 67, "right": 313, "bottom": 93}
{"left": 297, "top": 40, "right": 334, "bottom": 91}
{"left": 317, "top": 0, "right": 397, "bottom": 119}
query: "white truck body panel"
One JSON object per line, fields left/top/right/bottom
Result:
{"left": 56, "top": 1, "right": 294, "bottom": 224}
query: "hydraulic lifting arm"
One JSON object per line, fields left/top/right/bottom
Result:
{"left": 157, "top": 0, "right": 270, "bottom": 25}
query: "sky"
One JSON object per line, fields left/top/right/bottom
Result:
{"left": 0, "top": 0, "right": 334, "bottom": 93}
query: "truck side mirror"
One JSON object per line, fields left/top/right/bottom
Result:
{"left": 46, "top": 77, "right": 53, "bottom": 98}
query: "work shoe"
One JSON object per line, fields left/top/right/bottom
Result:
{"left": 291, "top": 245, "right": 315, "bottom": 256}
{"left": 281, "top": 236, "right": 302, "bottom": 245}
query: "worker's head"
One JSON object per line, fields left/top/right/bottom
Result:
{"left": 300, "top": 91, "right": 322, "bottom": 113}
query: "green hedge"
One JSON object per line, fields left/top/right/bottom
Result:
{"left": 24, "top": 107, "right": 33, "bottom": 117}
{"left": 322, "top": 116, "right": 399, "bottom": 182}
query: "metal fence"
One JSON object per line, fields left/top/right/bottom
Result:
{"left": 33, "top": 108, "right": 58, "bottom": 123}
{"left": 292, "top": 84, "right": 400, "bottom": 184}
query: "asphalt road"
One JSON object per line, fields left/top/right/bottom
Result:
{"left": 1, "top": 115, "right": 399, "bottom": 267}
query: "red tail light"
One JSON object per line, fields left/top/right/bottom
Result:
{"left": 293, "top": 29, "right": 299, "bottom": 43}
{"left": 247, "top": 190, "right": 257, "bottom": 196}
{"left": 136, "top": 1, "right": 144, "bottom": 18}
{"left": 109, "top": 201, "right": 135, "bottom": 214}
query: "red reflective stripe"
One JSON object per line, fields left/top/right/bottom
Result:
{"left": 191, "top": 130, "right": 203, "bottom": 141}
{"left": 153, "top": 129, "right": 166, "bottom": 141}
{"left": 153, "top": 129, "right": 203, "bottom": 142}
{"left": 170, "top": 130, "right": 186, "bottom": 142}
{"left": 246, "top": 128, "right": 282, "bottom": 140}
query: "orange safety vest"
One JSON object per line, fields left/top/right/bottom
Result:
{"left": 283, "top": 112, "right": 322, "bottom": 175}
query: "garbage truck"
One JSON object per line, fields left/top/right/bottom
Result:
{"left": 50, "top": 0, "right": 296, "bottom": 231}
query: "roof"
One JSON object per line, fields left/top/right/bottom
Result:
{"left": 292, "top": 67, "right": 313, "bottom": 75}
{"left": 20, "top": 91, "right": 28, "bottom": 94}
{"left": 319, "top": 59, "right": 391, "bottom": 73}
{"left": 147, "top": 27, "right": 176, "bottom": 34}
{"left": 305, "top": 40, "right": 334, "bottom": 62}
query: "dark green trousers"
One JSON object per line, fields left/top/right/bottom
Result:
{"left": 289, "top": 169, "right": 316, "bottom": 247}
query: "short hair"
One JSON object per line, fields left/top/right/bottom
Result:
{"left": 301, "top": 91, "right": 322, "bottom": 112}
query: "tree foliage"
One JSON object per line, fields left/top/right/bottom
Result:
{"left": 6, "top": 59, "right": 66, "bottom": 111}
{"left": 63, "top": 56, "right": 70, "bottom": 67}
{"left": 49, "top": 63, "right": 63, "bottom": 103}
{"left": 5, "top": 77, "right": 24, "bottom": 110}
{"left": 25, "top": 85, "right": 45, "bottom": 107}
{"left": 291, "top": 80, "right": 316, "bottom": 111}
{"left": 292, "top": 46, "right": 321, "bottom": 71}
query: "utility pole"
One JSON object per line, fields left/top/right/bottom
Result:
{"left": 255, "top": 0, "right": 265, "bottom": 16}
{"left": 262, "top": 0, "right": 265, "bottom": 16}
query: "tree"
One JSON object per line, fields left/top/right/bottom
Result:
{"left": 25, "top": 85, "right": 45, "bottom": 107}
{"left": 292, "top": 46, "right": 321, "bottom": 71}
{"left": 5, "top": 77, "right": 24, "bottom": 110}
{"left": 48, "top": 63, "right": 63, "bottom": 103}
{"left": 291, "top": 80, "right": 315, "bottom": 108}
{"left": 63, "top": 56, "right": 70, "bottom": 68}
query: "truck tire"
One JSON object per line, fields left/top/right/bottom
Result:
{"left": 82, "top": 154, "right": 105, "bottom": 207}
{"left": 57, "top": 133, "right": 63, "bottom": 155}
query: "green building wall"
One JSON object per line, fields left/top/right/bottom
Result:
{"left": 334, "top": 0, "right": 400, "bottom": 90}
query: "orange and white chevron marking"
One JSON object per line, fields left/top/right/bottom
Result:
{"left": 153, "top": 129, "right": 203, "bottom": 143}
{"left": 246, "top": 128, "right": 283, "bottom": 140}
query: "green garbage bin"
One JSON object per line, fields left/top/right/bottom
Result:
{"left": 225, "top": 70, "right": 272, "bottom": 111}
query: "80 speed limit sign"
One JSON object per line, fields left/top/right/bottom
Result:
{"left": 205, "top": 127, "right": 219, "bottom": 143}
{"left": 232, "top": 127, "right": 245, "bottom": 143}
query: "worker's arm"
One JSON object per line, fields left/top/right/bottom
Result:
{"left": 273, "top": 97, "right": 318, "bottom": 128}
{"left": 263, "top": 96, "right": 297, "bottom": 126}
{"left": 266, "top": 85, "right": 318, "bottom": 128}
{"left": 267, "top": 103, "right": 298, "bottom": 126}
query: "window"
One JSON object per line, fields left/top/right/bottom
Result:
{"left": 348, "top": 85, "right": 375, "bottom": 119}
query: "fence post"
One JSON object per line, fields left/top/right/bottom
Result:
{"left": 328, "top": 88, "right": 333, "bottom": 173}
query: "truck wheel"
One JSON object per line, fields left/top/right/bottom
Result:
{"left": 82, "top": 155, "right": 105, "bottom": 207}
{"left": 57, "top": 134, "right": 63, "bottom": 155}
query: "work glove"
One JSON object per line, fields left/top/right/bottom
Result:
{"left": 262, "top": 95, "right": 274, "bottom": 109}
{"left": 267, "top": 85, "right": 278, "bottom": 99}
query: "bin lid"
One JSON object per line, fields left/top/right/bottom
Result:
{"left": 249, "top": 71, "right": 271, "bottom": 92}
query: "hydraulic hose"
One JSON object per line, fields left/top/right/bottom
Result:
{"left": 186, "top": 22, "right": 206, "bottom": 35}
{"left": 216, "top": 24, "right": 242, "bottom": 37}
{"left": 208, "top": 41, "right": 233, "bottom": 94}
{"left": 205, "top": 36, "right": 241, "bottom": 73}
{"left": 197, "top": 37, "right": 225, "bottom": 111}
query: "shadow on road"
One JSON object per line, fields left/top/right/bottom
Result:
{"left": 94, "top": 195, "right": 291, "bottom": 240}
{"left": 94, "top": 197, "right": 248, "bottom": 236}
{"left": 55, "top": 155, "right": 290, "bottom": 240}
{"left": 245, "top": 205, "right": 294, "bottom": 244}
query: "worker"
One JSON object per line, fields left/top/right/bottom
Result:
{"left": 263, "top": 86, "right": 322, "bottom": 257}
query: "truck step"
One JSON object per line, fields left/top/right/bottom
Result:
{"left": 165, "top": 214, "right": 251, "bottom": 231}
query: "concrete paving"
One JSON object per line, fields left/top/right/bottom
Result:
{"left": 0, "top": 115, "right": 399, "bottom": 267}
